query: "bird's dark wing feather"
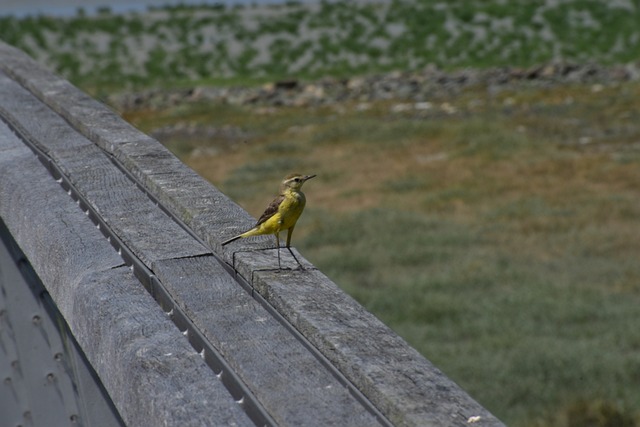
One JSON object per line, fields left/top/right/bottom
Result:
{"left": 256, "top": 194, "right": 284, "bottom": 226}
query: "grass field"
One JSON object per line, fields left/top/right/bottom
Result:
{"left": 124, "top": 81, "right": 640, "bottom": 426}
{"left": 3, "top": 1, "right": 640, "bottom": 425}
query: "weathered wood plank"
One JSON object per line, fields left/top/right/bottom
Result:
{"left": 0, "top": 43, "right": 144, "bottom": 152}
{"left": 0, "top": 131, "right": 253, "bottom": 426}
{"left": 225, "top": 245, "right": 315, "bottom": 273}
{"left": 0, "top": 116, "right": 30, "bottom": 154}
{"left": 0, "top": 158, "right": 125, "bottom": 312}
{"left": 234, "top": 252, "right": 505, "bottom": 427}
{"left": 0, "top": 71, "right": 94, "bottom": 154}
{"left": 74, "top": 266, "right": 253, "bottom": 427}
{"left": 52, "top": 143, "right": 211, "bottom": 264}
{"left": 0, "top": 228, "right": 124, "bottom": 427}
{"left": 113, "top": 139, "right": 268, "bottom": 251}
{"left": 152, "top": 255, "right": 382, "bottom": 427}
{"left": 0, "top": 42, "right": 269, "bottom": 257}
{"left": 0, "top": 76, "right": 210, "bottom": 264}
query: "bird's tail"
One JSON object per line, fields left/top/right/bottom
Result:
{"left": 221, "top": 226, "right": 262, "bottom": 246}
{"left": 221, "top": 234, "right": 243, "bottom": 246}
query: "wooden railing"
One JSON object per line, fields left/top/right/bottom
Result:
{"left": 0, "top": 40, "right": 504, "bottom": 427}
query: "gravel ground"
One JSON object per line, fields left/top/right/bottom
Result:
{"left": 107, "top": 61, "right": 640, "bottom": 111}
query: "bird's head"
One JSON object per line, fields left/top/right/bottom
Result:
{"left": 282, "top": 173, "right": 316, "bottom": 190}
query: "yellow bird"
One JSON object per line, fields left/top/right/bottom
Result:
{"left": 221, "top": 173, "right": 316, "bottom": 269}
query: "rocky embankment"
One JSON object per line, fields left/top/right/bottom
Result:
{"left": 108, "top": 61, "right": 640, "bottom": 112}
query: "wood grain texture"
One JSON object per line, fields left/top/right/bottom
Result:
{"left": 0, "top": 71, "right": 94, "bottom": 155}
{"left": 0, "top": 43, "right": 142, "bottom": 152}
{"left": 152, "top": 255, "right": 382, "bottom": 427}
{"left": 0, "top": 77, "right": 210, "bottom": 264}
{"left": 0, "top": 42, "right": 271, "bottom": 257}
{"left": 234, "top": 253, "right": 506, "bottom": 427}
{"left": 52, "top": 144, "right": 211, "bottom": 264}
{"left": 0, "top": 150, "right": 125, "bottom": 315}
{"left": 229, "top": 246, "right": 315, "bottom": 273}
{"left": 0, "top": 129, "right": 252, "bottom": 426}
{"left": 0, "top": 116, "right": 29, "bottom": 154}
{"left": 114, "top": 139, "right": 266, "bottom": 252}
{"left": 74, "top": 266, "right": 253, "bottom": 427}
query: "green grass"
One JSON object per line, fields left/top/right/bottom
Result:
{"left": 126, "top": 80, "right": 640, "bottom": 427}
{"left": 301, "top": 205, "right": 640, "bottom": 424}
{"left": 1, "top": 0, "right": 640, "bottom": 90}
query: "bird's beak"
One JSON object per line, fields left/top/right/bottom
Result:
{"left": 303, "top": 174, "right": 317, "bottom": 181}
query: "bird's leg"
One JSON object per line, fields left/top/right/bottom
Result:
{"left": 286, "top": 227, "right": 305, "bottom": 270}
{"left": 276, "top": 233, "right": 281, "bottom": 270}
{"left": 288, "top": 247, "right": 305, "bottom": 270}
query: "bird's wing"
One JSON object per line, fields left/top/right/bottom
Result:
{"left": 256, "top": 194, "right": 285, "bottom": 226}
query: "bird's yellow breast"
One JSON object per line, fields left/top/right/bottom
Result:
{"left": 257, "top": 190, "right": 306, "bottom": 234}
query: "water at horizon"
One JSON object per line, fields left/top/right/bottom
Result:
{"left": 0, "top": 0, "right": 307, "bottom": 17}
